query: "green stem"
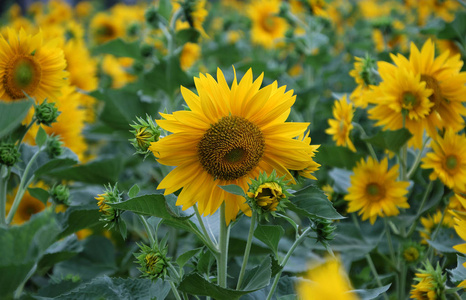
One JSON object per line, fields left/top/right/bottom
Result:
{"left": 17, "top": 118, "right": 35, "bottom": 151}
{"left": 0, "top": 166, "right": 9, "bottom": 226}
{"left": 401, "top": 144, "right": 408, "bottom": 181}
{"left": 217, "top": 202, "right": 230, "bottom": 288}
{"left": 384, "top": 218, "right": 396, "bottom": 262}
{"left": 14, "top": 263, "right": 37, "bottom": 299}
{"left": 138, "top": 215, "right": 157, "bottom": 248}
{"left": 236, "top": 211, "right": 257, "bottom": 290}
{"left": 406, "top": 181, "right": 433, "bottom": 237}
{"left": 194, "top": 204, "right": 218, "bottom": 250}
{"left": 187, "top": 221, "right": 219, "bottom": 257}
{"left": 168, "top": 261, "right": 181, "bottom": 280}
{"left": 407, "top": 138, "right": 430, "bottom": 179}
{"left": 353, "top": 123, "right": 378, "bottom": 161}
{"left": 169, "top": 281, "right": 182, "bottom": 300}
{"left": 365, "top": 254, "right": 390, "bottom": 300}
{"left": 266, "top": 227, "right": 313, "bottom": 300}
{"left": 426, "top": 205, "right": 447, "bottom": 260}
{"left": 6, "top": 147, "right": 41, "bottom": 224}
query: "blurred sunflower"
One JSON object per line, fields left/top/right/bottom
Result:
{"left": 296, "top": 257, "right": 359, "bottom": 300}
{"left": 102, "top": 55, "right": 136, "bottom": 89}
{"left": 419, "top": 210, "right": 454, "bottom": 244}
{"left": 248, "top": 0, "right": 288, "bottom": 49}
{"left": 0, "top": 28, "right": 67, "bottom": 102}
{"left": 390, "top": 39, "right": 466, "bottom": 135}
{"left": 349, "top": 56, "right": 375, "bottom": 109}
{"left": 368, "top": 63, "right": 434, "bottom": 149}
{"left": 6, "top": 182, "right": 48, "bottom": 225}
{"left": 63, "top": 39, "right": 98, "bottom": 91}
{"left": 421, "top": 129, "right": 466, "bottom": 192}
{"left": 345, "top": 157, "right": 410, "bottom": 224}
{"left": 180, "top": 42, "right": 201, "bottom": 71}
{"left": 90, "top": 12, "right": 124, "bottom": 45}
{"left": 326, "top": 95, "right": 356, "bottom": 152}
{"left": 150, "top": 68, "right": 319, "bottom": 224}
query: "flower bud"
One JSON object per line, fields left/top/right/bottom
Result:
{"left": 140, "top": 44, "right": 154, "bottom": 58}
{"left": 127, "top": 22, "right": 141, "bottom": 38}
{"left": 50, "top": 184, "right": 70, "bottom": 206}
{"left": 34, "top": 100, "right": 60, "bottom": 127}
{"left": 410, "top": 262, "right": 446, "bottom": 300}
{"left": 402, "top": 242, "right": 424, "bottom": 265}
{"left": 46, "top": 134, "right": 63, "bottom": 158}
{"left": 145, "top": 6, "right": 160, "bottom": 29}
{"left": 95, "top": 183, "right": 123, "bottom": 229}
{"left": 135, "top": 243, "right": 169, "bottom": 281}
{"left": 312, "top": 217, "right": 336, "bottom": 245}
{"left": 129, "top": 115, "right": 161, "bottom": 158}
{"left": 0, "top": 143, "right": 20, "bottom": 167}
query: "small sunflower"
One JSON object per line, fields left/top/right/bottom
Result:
{"left": 150, "top": 68, "right": 319, "bottom": 224}
{"left": 419, "top": 210, "right": 454, "bottom": 243}
{"left": 390, "top": 39, "right": 466, "bottom": 136}
{"left": 101, "top": 55, "right": 136, "bottom": 89}
{"left": 421, "top": 129, "right": 466, "bottom": 192}
{"left": 90, "top": 12, "right": 124, "bottom": 45}
{"left": 325, "top": 95, "right": 356, "bottom": 152}
{"left": 248, "top": 0, "right": 288, "bottom": 49}
{"left": 349, "top": 56, "right": 376, "bottom": 109}
{"left": 368, "top": 63, "right": 434, "bottom": 149}
{"left": 0, "top": 28, "right": 67, "bottom": 102}
{"left": 296, "top": 257, "right": 359, "bottom": 300}
{"left": 345, "top": 157, "right": 410, "bottom": 224}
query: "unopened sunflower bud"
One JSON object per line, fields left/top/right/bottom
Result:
{"left": 357, "top": 54, "right": 377, "bottom": 87}
{"left": 410, "top": 262, "right": 446, "bottom": 300}
{"left": 140, "top": 44, "right": 154, "bottom": 58}
{"left": 0, "top": 143, "right": 20, "bottom": 167}
{"left": 34, "top": 100, "right": 60, "bottom": 127}
{"left": 402, "top": 242, "right": 424, "bottom": 264}
{"left": 145, "top": 6, "right": 160, "bottom": 29}
{"left": 46, "top": 135, "right": 63, "bottom": 158}
{"left": 50, "top": 184, "right": 70, "bottom": 206}
{"left": 135, "top": 243, "right": 169, "bottom": 281}
{"left": 95, "top": 183, "right": 123, "bottom": 229}
{"left": 247, "top": 171, "right": 291, "bottom": 219}
{"left": 129, "top": 115, "right": 161, "bottom": 158}
{"left": 312, "top": 217, "right": 336, "bottom": 244}
{"left": 127, "top": 22, "right": 141, "bottom": 38}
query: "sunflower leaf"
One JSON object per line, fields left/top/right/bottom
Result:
{"left": 448, "top": 255, "right": 466, "bottom": 285}
{"left": 92, "top": 38, "right": 142, "bottom": 60}
{"left": 219, "top": 184, "right": 246, "bottom": 198}
{"left": 362, "top": 128, "right": 412, "bottom": 153}
{"left": 35, "top": 126, "right": 47, "bottom": 148}
{"left": 353, "top": 284, "right": 391, "bottom": 300}
{"left": 239, "top": 256, "right": 272, "bottom": 291}
{"left": 0, "top": 99, "right": 33, "bottom": 140}
{"left": 27, "top": 187, "right": 50, "bottom": 205}
{"left": 254, "top": 224, "right": 284, "bottom": 257}
{"left": 287, "top": 185, "right": 344, "bottom": 220}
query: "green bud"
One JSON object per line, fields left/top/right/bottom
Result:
{"left": 359, "top": 54, "right": 377, "bottom": 86}
{"left": 140, "top": 44, "right": 154, "bottom": 58}
{"left": 132, "top": 61, "right": 144, "bottom": 73}
{"left": 312, "top": 217, "right": 336, "bottom": 245}
{"left": 145, "top": 6, "right": 160, "bottom": 29}
{"left": 34, "top": 99, "right": 60, "bottom": 127}
{"left": 50, "top": 184, "right": 71, "bottom": 206}
{"left": 402, "top": 242, "right": 424, "bottom": 265}
{"left": 127, "top": 22, "right": 141, "bottom": 37}
{"left": 95, "top": 183, "right": 123, "bottom": 229}
{"left": 0, "top": 143, "right": 20, "bottom": 167}
{"left": 129, "top": 115, "right": 161, "bottom": 159}
{"left": 46, "top": 135, "right": 63, "bottom": 158}
{"left": 134, "top": 243, "right": 169, "bottom": 281}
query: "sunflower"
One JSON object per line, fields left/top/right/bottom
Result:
{"left": 248, "top": 0, "right": 288, "bottom": 49}
{"left": 368, "top": 63, "right": 434, "bottom": 149}
{"left": 101, "top": 55, "right": 136, "bottom": 89}
{"left": 180, "top": 42, "right": 201, "bottom": 71}
{"left": 390, "top": 39, "right": 466, "bottom": 136}
{"left": 345, "top": 157, "right": 410, "bottom": 224}
{"left": 296, "top": 257, "right": 358, "bottom": 300}
{"left": 421, "top": 129, "right": 466, "bottom": 192}
{"left": 451, "top": 194, "right": 466, "bottom": 288}
{"left": 325, "top": 95, "right": 356, "bottom": 152}
{"left": 90, "top": 12, "right": 124, "bottom": 45}
{"left": 419, "top": 210, "right": 454, "bottom": 243}
{"left": 0, "top": 28, "right": 67, "bottom": 102}
{"left": 63, "top": 39, "right": 98, "bottom": 91}
{"left": 150, "top": 68, "right": 319, "bottom": 224}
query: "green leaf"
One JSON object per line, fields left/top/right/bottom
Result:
{"left": 175, "top": 28, "right": 201, "bottom": 44}
{"left": 354, "top": 284, "right": 391, "bottom": 300}
{"left": 363, "top": 128, "right": 412, "bottom": 153}
{"left": 128, "top": 184, "right": 140, "bottom": 198}
{"left": 314, "top": 145, "right": 364, "bottom": 169}
{"left": 0, "top": 99, "right": 33, "bottom": 139}
{"left": 34, "top": 148, "right": 78, "bottom": 177}
{"left": 196, "top": 248, "right": 216, "bottom": 274}
{"left": 426, "top": 227, "right": 462, "bottom": 254}
{"left": 254, "top": 224, "right": 284, "bottom": 256}
{"left": 287, "top": 185, "right": 344, "bottom": 220}
{"left": 141, "top": 56, "right": 191, "bottom": 94}
{"left": 27, "top": 187, "right": 50, "bottom": 205}
{"left": 57, "top": 206, "right": 101, "bottom": 239}
{"left": 176, "top": 247, "right": 203, "bottom": 268}
{"left": 438, "top": 11, "right": 466, "bottom": 40}
{"left": 92, "top": 38, "right": 142, "bottom": 60}
{"left": 219, "top": 184, "right": 246, "bottom": 198}
{"left": 240, "top": 256, "right": 272, "bottom": 291}
{"left": 448, "top": 255, "right": 466, "bottom": 285}
{"left": 158, "top": 0, "right": 172, "bottom": 20}
{"left": 36, "top": 126, "right": 47, "bottom": 147}
{"left": 178, "top": 273, "right": 260, "bottom": 299}
{"left": 37, "top": 235, "right": 83, "bottom": 272}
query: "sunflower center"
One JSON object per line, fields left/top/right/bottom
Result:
{"left": 3, "top": 55, "right": 42, "bottom": 100}
{"left": 445, "top": 155, "right": 458, "bottom": 171}
{"left": 421, "top": 74, "right": 442, "bottom": 111}
{"left": 198, "top": 115, "right": 265, "bottom": 181}
{"left": 261, "top": 15, "right": 276, "bottom": 33}
{"left": 97, "top": 24, "right": 116, "bottom": 38}
{"left": 402, "top": 92, "right": 417, "bottom": 109}
{"left": 366, "top": 182, "right": 385, "bottom": 201}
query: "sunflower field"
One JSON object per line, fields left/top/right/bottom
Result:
{"left": 1, "top": 0, "right": 466, "bottom": 299}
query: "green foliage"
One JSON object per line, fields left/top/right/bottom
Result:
{"left": 363, "top": 128, "right": 412, "bottom": 153}
{"left": 254, "top": 224, "right": 284, "bottom": 256}
{"left": 314, "top": 145, "right": 364, "bottom": 169}
{"left": 0, "top": 99, "right": 33, "bottom": 139}
{"left": 92, "top": 38, "right": 142, "bottom": 60}
{"left": 287, "top": 185, "right": 343, "bottom": 220}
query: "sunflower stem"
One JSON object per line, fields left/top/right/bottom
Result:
{"left": 407, "top": 138, "right": 430, "bottom": 179}
{"left": 384, "top": 219, "right": 396, "bottom": 262}
{"left": 194, "top": 204, "right": 218, "bottom": 250}
{"left": 406, "top": 181, "right": 433, "bottom": 237}
{"left": 266, "top": 227, "right": 313, "bottom": 300}
{"left": 426, "top": 205, "right": 447, "bottom": 260}
{"left": 138, "top": 215, "right": 157, "bottom": 248}
{"left": 353, "top": 122, "right": 378, "bottom": 161}
{"left": 236, "top": 211, "right": 257, "bottom": 290}
{"left": 169, "top": 281, "right": 182, "bottom": 300}
{"left": 6, "top": 146, "right": 41, "bottom": 224}
{"left": 0, "top": 166, "right": 9, "bottom": 226}
{"left": 365, "top": 253, "right": 390, "bottom": 300}
{"left": 17, "top": 118, "right": 36, "bottom": 151}
{"left": 217, "top": 202, "right": 230, "bottom": 288}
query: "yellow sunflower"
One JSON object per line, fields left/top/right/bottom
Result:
{"left": 325, "top": 95, "right": 356, "bottom": 152}
{"left": 0, "top": 28, "right": 67, "bottom": 102}
{"left": 410, "top": 273, "right": 438, "bottom": 299}
{"left": 101, "top": 55, "right": 136, "bottom": 89}
{"left": 180, "top": 42, "right": 201, "bottom": 71}
{"left": 296, "top": 257, "right": 359, "bottom": 300}
{"left": 451, "top": 194, "right": 466, "bottom": 288}
{"left": 421, "top": 129, "right": 466, "bottom": 192}
{"left": 248, "top": 0, "right": 288, "bottom": 49}
{"left": 150, "top": 68, "right": 320, "bottom": 224}
{"left": 420, "top": 210, "right": 454, "bottom": 244}
{"left": 90, "top": 12, "right": 125, "bottom": 45}
{"left": 63, "top": 39, "right": 98, "bottom": 91}
{"left": 368, "top": 63, "right": 434, "bottom": 149}
{"left": 390, "top": 39, "right": 466, "bottom": 136}
{"left": 345, "top": 157, "right": 410, "bottom": 224}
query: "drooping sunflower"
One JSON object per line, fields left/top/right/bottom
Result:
{"left": 390, "top": 39, "right": 466, "bottom": 135}
{"left": 247, "top": 0, "right": 288, "bottom": 49}
{"left": 150, "top": 68, "right": 320, "bottom": 224}
{"left": 0, "top": 28, "right": 67, "bottom": 102}
{"left": 421, "top": 129, "right": 466, "bottom": 192}
{"left": 368, "top": 63, "right": 434, "bottom": 149}
{"left": 349, "top": 56, "right": 375, "bottom": 109}
{"left": 345, "top": 157, "right": 410, "bottom": 224}
{"left": 325, "top": 95, "right": 356, "bottom": 152}
{"left": 296, "top": 257, "right": 359, "bottom": 300}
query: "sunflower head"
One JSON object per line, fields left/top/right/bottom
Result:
{"left": 0, "top": 142, "right": 20, "bottom": 167}
{"left": 325, "top": 95, "right": 356, "bottom": 152}
{"left": 134, "top": 243, "right": 169, "bottom": 281}
{"left": 410, "top": 262, "right": 446, "bottom": 300}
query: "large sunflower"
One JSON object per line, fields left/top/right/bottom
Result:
{"left": 390, "top": 39, "right": 466, "bottom": 136}
{"left": 0, "top": 28, "right": 67, "bottom": 102}
{"left": 345, "top": 157, "right": 410, "bottom": 224}
{"left": 421, "top": 129, "right": 466, "bottom": 192}
{"left": 248, "top": 0, "right": 288, "bottom": 49}
{"left": 150, "top": 68, "right": 319, "bottom": 224}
